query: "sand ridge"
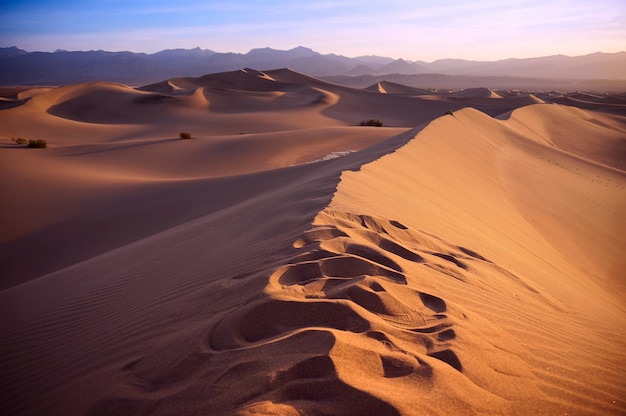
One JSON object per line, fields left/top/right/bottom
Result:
{"left": 1, "top": 68, "right": 625, "bottom": 415}
{"left": 162, "top": 105, "right": 625, "bottom": 415}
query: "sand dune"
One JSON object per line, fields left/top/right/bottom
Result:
{"left": 444, "top": 87, "right": 502, "bottom": 98}
{"left": 503, "top": 103, "right": 626, "bottom": 170}
{"left": 365, "top": 81, "right": 432, "bottom": 96}
{"left": 1, "top": 69, "right": 625, "bottom": 415}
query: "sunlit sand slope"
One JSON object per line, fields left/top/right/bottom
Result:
{"left": 173, "top": 105, "right": 625, "bottom": 415}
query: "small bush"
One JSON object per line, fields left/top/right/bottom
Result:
{"left": 179, "top": 132, "right": 192, "bottom": 139}
{"left": 27, "top": 139, "right": 47, "bottom": 148}
{"left": 13, "top": 138, "right": 28, "bottom": 145}
{"left": 360, "top": 119, "right": 383, "bottom": 127}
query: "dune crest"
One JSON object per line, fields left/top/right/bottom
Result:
{"left": 318, "top": 106, "right": 626, "bottom": 413}
{"left": 365, "top": 81, "right": 433, "bottom": 96}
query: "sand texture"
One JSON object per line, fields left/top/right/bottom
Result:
{"left": 1, "top": 69, "right": 625, "bottom": 415}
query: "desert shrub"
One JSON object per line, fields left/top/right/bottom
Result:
{"left": 27, "top": 139, "right": 47, "bottom": 148}
{"left": 179, "top": 132, "right": 192, "bottom": 139}
{"left": 360, "top": 119, "right": 383, "bottom": 127}
{"left": 13, "top": 138, "right": 28, "bottom": 145}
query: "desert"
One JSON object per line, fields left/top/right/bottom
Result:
{"left": 1, "top": 65, "right": 625, "bottom": 416}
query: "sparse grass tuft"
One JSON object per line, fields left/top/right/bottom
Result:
{"left": 27, "top": 139, "right": 47, "bottom": 148}
{"left": 360, "top": 119, "right": 383, "bottom": 127}
{"left": 13, "top": 138, "right": 28, "bottom": 145}
{"left": 179, "top": 132, "right": 192, "bottom": 140}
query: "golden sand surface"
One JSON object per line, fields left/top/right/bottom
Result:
{"left": 1, "top": 69, "right": 625, "bottom": 415}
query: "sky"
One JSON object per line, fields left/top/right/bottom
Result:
{"left": 1, "top": 0, "right": 625, "bottom": 62}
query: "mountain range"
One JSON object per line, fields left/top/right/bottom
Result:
{"left": 1, "top": 45, "right": 625, "bottom": 89}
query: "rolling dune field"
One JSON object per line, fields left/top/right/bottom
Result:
{"left": 1, "top": 69, "right": 625, "bottom": 415}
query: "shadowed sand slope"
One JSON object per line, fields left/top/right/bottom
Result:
{"left": 0, "top": 129, "right": 419, "bottom": 416}
{"left": 446, "top": 87, "right": 502, "bottom": 98}
{"left": 365, "top": 81, "right": 433, "bottom": 96}
{"left": 1, "top": 69, "right": 625, "bottom": 415}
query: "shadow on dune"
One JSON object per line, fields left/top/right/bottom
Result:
{"left": 0, "top": 128, "right": 422, "bottom": 416}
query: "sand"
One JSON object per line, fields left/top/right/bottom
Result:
{"left": 1, "top": 69, "right": 625, "bottom": 415}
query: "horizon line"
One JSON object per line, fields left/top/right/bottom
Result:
{"left": 2, "top": 45, "right": 625, "bottom": 64}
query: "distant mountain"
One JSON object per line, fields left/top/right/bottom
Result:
{"left": 0, "top": 46, "right": 28, "bottom": 58}
{"left": 434, "top": 52, "right": 626, "bottom": 80}
{"left": 150, "top": 47, "right": 216, "bottom": 60}
{"left": 247, "top": 46, "right": 317, "bottom": 60}
{"left": 353, "top": 55, "right": 395, "bottom": 68}
{"left": 344, "top": 63, "right": 376, "bottom": 76}
{"left": 0, "top": 46, "right": 624, "bottom": 86}
{"left": 428, "top": 58, "right": 486, "bottom": 73}
{"left": 370, "top": 59, "right": 429, "bottom": 76}
{"left": 0, "top": 46, "right": 363, "bottom": 85}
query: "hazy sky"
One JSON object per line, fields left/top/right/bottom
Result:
{"left": 1, "top": 0, "right": 625, "bottom": 61}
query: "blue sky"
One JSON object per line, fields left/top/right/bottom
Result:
{"left": 1, "top": 0, "right": 625, "bottom": 61}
